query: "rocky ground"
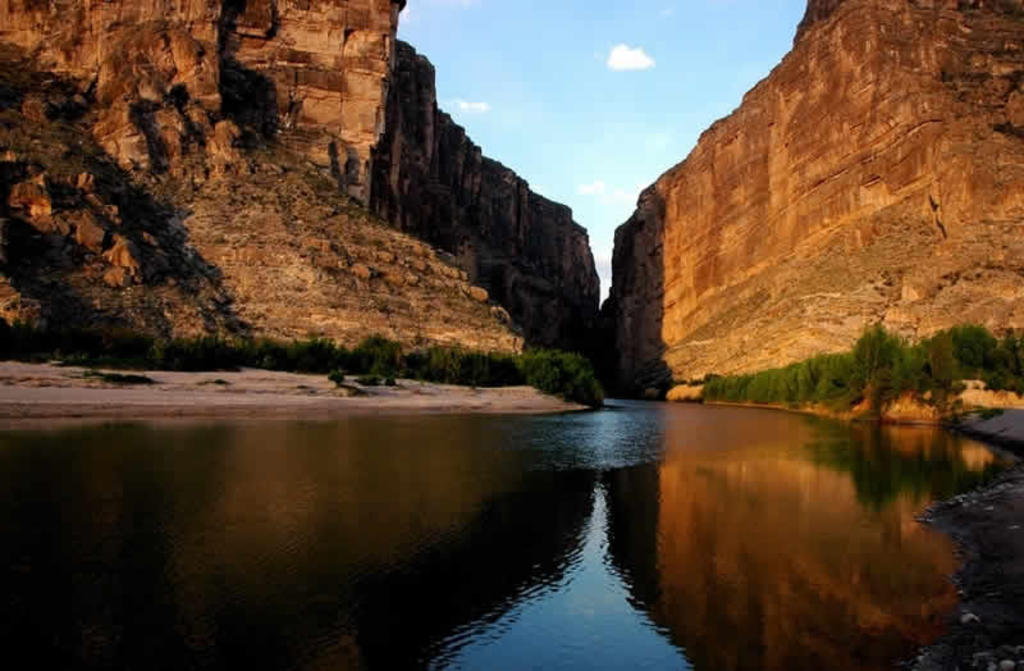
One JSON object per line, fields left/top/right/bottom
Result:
{"left": 912, "top": 411, "right": 1024, "bottom": 671}
{"left": 0, "top": 361, "right": 583, "bottom": 423}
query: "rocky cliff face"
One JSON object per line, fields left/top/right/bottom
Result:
{"left": 606, "top": 0, "right": 1024, "bottom": 392}
{"left": 0, "top": 0, "right": 403, "bottom": 200}
{"left": 371, "top": 42, "right": 600, "bottom": 350}
{"left": 0, "top": 1, "right": 597, "bottom": 352}
{"left": 0, "top": 42, "right": 521, "bottom": 352}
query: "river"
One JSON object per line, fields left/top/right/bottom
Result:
{"left": 0, "top": 401, "right": 1011, "bottom": 670}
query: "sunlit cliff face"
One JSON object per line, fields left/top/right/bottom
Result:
{"left": 608, "top": 0, "right": 1024, "bottom": 389}
{"left": 618, "top": 408, "right": 1001, "bottom": 671}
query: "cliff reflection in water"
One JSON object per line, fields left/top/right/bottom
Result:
{"left": 0, "top": 404, "right": 1010, "bottom": 670}
{"left": 606, "top": 406, "right": 1007, "bottom": 671}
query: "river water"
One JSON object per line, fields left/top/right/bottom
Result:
{"left": 0, "top": 402, "right": 1011, "bottom": 670}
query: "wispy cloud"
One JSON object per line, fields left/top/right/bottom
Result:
{"left": 451, "top": 99, "right": 492, "bottom": 113}
{"left": 577, "top": 180, "right": 607, "bottom": 196}
{"left": 606, "top": 44, "right": 655, "bottom": 71}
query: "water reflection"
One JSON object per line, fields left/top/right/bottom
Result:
{"left": 606, "top": 405, "right": 1007, "bottom": 671}
{"left": 0, "top": 404, "right": 1011, "bottom": 670}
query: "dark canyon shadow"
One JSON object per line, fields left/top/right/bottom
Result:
{"left": 599, "top": 186, "right": 673, "bottom": 396}
{"left": 218, "top": 0, "right": 280, "bottom": 144}
{"left": 370, "top": 41, "right": 601, "bottom": 352}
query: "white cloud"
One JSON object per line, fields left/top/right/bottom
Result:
{"left": 606, "top": 44, "right": 655, "bottom": 71}
{"left": 577, "top": 180, "right": 644, "bottom": 207}
{"left": 451, "top": 99, "right": 491, "bottom": 113}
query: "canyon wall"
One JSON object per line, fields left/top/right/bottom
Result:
{"left": 0, "top": 46, "right": 522, "bottom": 351}
{"left": 0, "top": 0, "right": 527, "bottom": 352}
{"left": 606, "top": 0, "right": 1024, "bottom": 392}
{"left": 0, "top": 1, "right": 598, "bottom": 351}
{"left": 371, "top": 42, "right": 600, "bottom": 350}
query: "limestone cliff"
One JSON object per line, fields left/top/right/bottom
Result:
{"left": 371, "top": 42, "right": 600, "bottom": 350}
{"left": 606, "top": 0, "right": 1024, "bottom": 393}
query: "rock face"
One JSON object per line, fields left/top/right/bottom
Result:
{"left": 0, "top": 0, "right": 403, "bottom": 199}
{"left": 0, "top": 44, "right": 520, "bottom": 352}
{"left": 606, "top": 0, "right": 1024, "bottom": 393}
{"left": 371, "top": 42, "right": 600, "bottom": 350}
{"left": 0, "top": 1, "right": 598, "bottom": 352}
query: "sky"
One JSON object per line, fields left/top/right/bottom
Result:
{"left": 398, "top": 0, "right": 807, "bottom": 299}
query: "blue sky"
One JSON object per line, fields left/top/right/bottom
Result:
{"left": 398, "top": 0, "right": 807, "bottom": 299}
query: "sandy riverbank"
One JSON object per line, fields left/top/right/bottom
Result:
{"left": 0, "top": 361, "right": 585, "bottom": 422}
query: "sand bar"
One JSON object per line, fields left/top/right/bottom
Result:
{"left": 0, "top": 361, "right": 585, "bottom": 422}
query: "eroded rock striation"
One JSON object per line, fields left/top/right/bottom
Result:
{"left": 606, "top": 0, "right": 1024, "bottom": 393}
{"left": 372, "top": 42, "right": 600, "bottom": 350}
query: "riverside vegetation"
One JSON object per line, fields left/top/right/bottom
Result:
{"left": 702, "top": 325, "right": 1023, "bottom": 415}
{"left": 0, "top": 321, "right": 603, "bottom": 408}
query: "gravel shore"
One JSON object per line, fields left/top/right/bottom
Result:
{"left": 911, "top": 411, "right": 1024, "bottom": 671}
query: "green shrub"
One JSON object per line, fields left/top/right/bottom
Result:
{"left": 703, "top": 324, "right": 1024, "bottom": 411}
{"left": 949, "top": 325, "right": 998, "bottom": 373}
{"left": 405, "top": 346, "right": 523, "bottom": 387}
{"left": 352, "top": 336, "right": 403, "bottom": 377}
{"left": 0, "top": 321, "right": 605, "bottom": 406}
{"left": 517, "top": 349, "right": 604, "bottom": 408}
{"left": 356, "top": 374, "right": 382, "bottom": 386}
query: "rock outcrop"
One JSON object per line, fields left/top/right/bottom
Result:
{"left": 371, "top": 42, "right": 600, "bottom": 350}
{"left": 606, "top": 0, "right": 1024, "bottom": 393}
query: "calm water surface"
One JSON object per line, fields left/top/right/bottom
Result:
{"left": 0, "top": 402, "right": 1012, "bottom": 670}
